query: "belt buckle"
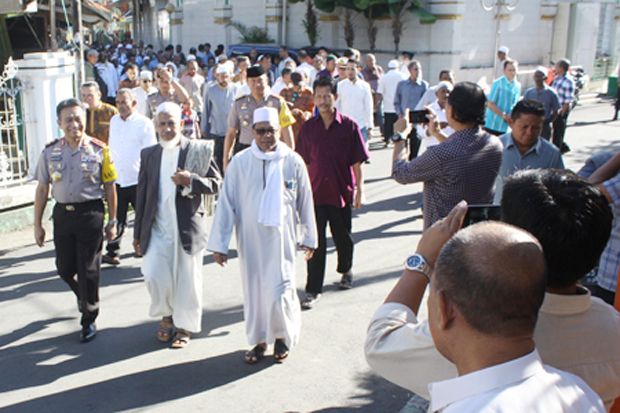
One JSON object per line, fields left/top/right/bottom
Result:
{"left": 65, "top": 205, "right": 75, "bottom": 211}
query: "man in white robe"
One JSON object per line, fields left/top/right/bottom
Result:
{"left": 208, "top": 107, "right": 317, "bottom": 364}
{"left": 133, "top": 102, "right": 220, "bottom": 349}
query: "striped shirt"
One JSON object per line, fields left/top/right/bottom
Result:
{"left": 596, "top": 174, "right": 620, "bottom": 292}
{"left": 392, "top": 127, "right": 503, "bottom": 228}
{"left": 484, "top": 76, "right": 521, "bottom": 133}
{"left": 551, "top": 75, "right": 575, "bottom": 106}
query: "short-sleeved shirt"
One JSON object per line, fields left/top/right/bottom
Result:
{"left": 146, "top": 91, "right": 183, "bottom": 119}
{"left": 227, "top": 93, "right": 295, "bottom": 145}
{"left": 485, "top": 76, "right": 521, "bottom": 133}
{"left": 34, "top": 136, "right": 117, "bottom": 203}
{"left": 86, "top": 102, "right": 118, "bottom": 145}
{"left": 392, "top": 127, "right": 503, "bottom": 228}
{"left": 296, "top": 110, "right": 369, "bottom": 208}
{"left": 551, "top": 75, "right": 575, "bottom": 106}
{"left": 524, "top": 85, "right": 561, "bottom": 122}
{"left": 494, "top": 133, "right": 564, "bottom": 202}
{"left": 597, "top": 174, "right": 620, "bottom": 292}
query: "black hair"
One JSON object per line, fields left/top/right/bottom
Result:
{"left": 511, "top": 99, "right": 545, "bottom": 120}
{"left": 313, "top": 76, "right": 337, "bottom": 95}
{"left": 281, "top": 68, "right": 293, "bottom": 76}
{"left": 291, "top": 72, "right": 303, "bottom": 85}
{"left": 56, "top": 98, "right": 85, "bottom": 118}
{"left": 503, "top": 58, "right": 517, "bottom": 70}
{"left": 125, "top": 62, "right": 138, "bottom": 71}
{"left": 438, "top": 69, "right": 452, "bottom": 80}
{"left": 501, "top": 169, "right": 612, "bottom": 288}
{"left": 435, "top": 223, "right": 547, "bottom": 337}
{"left": 198, "top": 44, "right": 205, "bottom": 52}
{"left": 447, "top": 81, "right": 486, "bottom": 125}
{"left": 557, "top": 58, "right": 570, "bottom": 72}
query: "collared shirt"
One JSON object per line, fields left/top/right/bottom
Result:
{"left": 132, "top": 86, "right": 157, "bottom": 118}
{"left": 392, "top": 127, "right": 503, "bottom": 228}
{"left": 485, "top": 76, "right": 521, "bottom": 133}
{"left": 336, "top": 79, "right": 374, "bottom": 129}
{"left": 414, "top": 85, "right": 439, "bottom": 110}
{"left": 494, "top": 132, "right": 564, "bottom": 201}
{"left": 179, "top": 73, "right": 205, "bottom": 114}
{"left": 394, "top": 78, "right": 428, "bottom": 116}
{"left": 597, "top": 174, "right": 620, "bottom": 292}
{"left": 415, "top": 101, "right": 454, "bottom": 149}
{"left": 316, "top": 68, "right": 335, "bottom": 80}
{"left": 377, "top": 69, "right": 406, "bottom": 113}
{"left": 536, "top": 289, "right": 620, "bottom": 410}
{"left": 524, "top": 85, "right": 561, "bottom": 122}
{"left": 365, "top": 300, "right": 608, "bottom": 412}
{"left": 34, "top": 136, "right": 117, "bottom": 203}
{"left": 96, "top": 61, "right": 120, "bottom": 98}
{"left": 108, "top": 112, "right": 156, "bottom": 187}
{"left": 227, "top": 93, "right": 295, "bottom": 145}
{"left": 146, "top": 91, "right": 183, "bottom": 119}
{"left": 297, "top": 62, "right": 318, "bottom": 85}
{"left": 361, "top": 65, "right": 384, "bottom": 92}
{"left": 202, "top": 82, "right": 238, "bottom": 137}
{"left": 280, "top": 86, "right": 315, "bottom": 137}
{"left": 86, "top": 102, "right": 119, "bottom": 145}
{"left": 552, "top": 74, "right": 575, "bottom": 106}
{"left": 296, "top": 110, "right": 369, "bottom": 207}
{"left": 429, "top": 350, "right": 603, "bottom": 412}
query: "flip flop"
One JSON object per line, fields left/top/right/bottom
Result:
{"left": 171, "top": 329, "right": 191, "bottom": 349}
{"left": 273, "top": 339, "right": 289, "bottom": 362}
{"left": 244, "top": 344, "right": 266, "bottom": 364}
{"left": 157, "top": 317, "right": 174, "bottom": 342}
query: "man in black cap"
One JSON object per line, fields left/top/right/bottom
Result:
{"left": 223, "top": 65, "right": 296, "bottom": 172}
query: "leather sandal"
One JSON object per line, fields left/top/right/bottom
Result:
{"left": 170, "top": 329, "right": 191, "bottom": 349}
{"left": 157, "top": 316, "right": 174, "bottom": 342}
{"left": 244, "top": 344, "right": 266, "bottom": 364}
{"left": 273, "top": 339, "right": 289, "bottom": 362}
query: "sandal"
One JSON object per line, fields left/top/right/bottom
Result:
{"left": 273, "top": 339, "right": 289, "bottom": 362}
{"left": 156, "top": 316, "right": 174, "bottom": 342}
{"left": 244, "top": 344, "right": 266, "bottom": 364}
{"left": 170, "top": 329, "right": 191, "bottom": 349}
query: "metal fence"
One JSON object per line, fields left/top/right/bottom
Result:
{"left": 592, "top": 56, "right": 617, "bottom": 81}
{"left": 0, "top": 58, "right": 27, "bottom": 187}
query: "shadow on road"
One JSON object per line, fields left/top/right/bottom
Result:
{"left": 1, "top": 349, "right": 271, "bottom": 413}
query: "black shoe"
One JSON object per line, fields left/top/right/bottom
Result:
{"left": 301, "top": 293, "right": 321, "bottom": 310}
{"left": 102, "top": 254, "right": 121, "bottom": 265}
{"left": 339, "top": 273, "right": 353, "bottom": 290}
{"left": 80, "top": 323, "right": 97, "bottom": 342}
{"left": 560, "top": 143, "right": 571, "bottom": 154}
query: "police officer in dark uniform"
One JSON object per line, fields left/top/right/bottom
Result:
{"left": 33, "top": 98, "right": 118, "bottom": 342}
{"left": 222, "top": 65, "right": 296, "bottom": 172}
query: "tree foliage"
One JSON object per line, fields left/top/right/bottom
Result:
{"left": 303, "top": 0, "right": 319, "bottom": 47}
{"left": 227, "top": 21, "right": 274, "bottom": 44}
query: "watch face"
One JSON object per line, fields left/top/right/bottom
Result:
{"left": 407, "top": 255, "right": 422, "bottom": 268}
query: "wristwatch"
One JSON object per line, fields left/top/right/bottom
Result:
{"left": 106, "top": 219, "right": 118, "bottom": 228}
{"left": 404, "top": 253, "right": 432, "bottom": 281}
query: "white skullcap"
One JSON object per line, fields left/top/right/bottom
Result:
{"left": 139, "top": 70, "right": 153, "bottom": 80}
{"left": 217, "top": 54, "right": 227, "bottom": 62}
{"left": 388, "top": 59, "right": 399, "bottom": 69}
{"left": 253, "top": 107, "right": 279, "bottom": 126}
{"left": 215, "top": 64, "right": 229, "bottom": 75}
{"left": 534, "top": 65, "right": 548, "bottom": 77}
{"left": 117, "top": 44, "right": 123, "bottom": 49}
{"left": 224, "top": 60, "right": 235, "bottom": 72}
{"left": 187, "top": 54, "right": 197, "bottom": 62}
{"left": 87, "top": 49, "right": 99, "bottom": 57}
{"left": 126, "top": 44, "right": 133, "bottom": 50}
{"left": 498, "top": 45, "right": 509, "bottom": 54}
{"left": 155, "top": 102, "right": 182, "bottom": 120}
{"left": 435, "top": 81, "right": 454, "bottom": 92}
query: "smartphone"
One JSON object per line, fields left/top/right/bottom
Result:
{"left": 462, "top": 204, "right": 501, "bottom": 228}
{"left": 409, "top": 109, "right": 430, "bottom": 124}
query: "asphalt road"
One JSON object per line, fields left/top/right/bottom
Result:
{"left": 0, "top": 95, "right": 618, "bottom": 413}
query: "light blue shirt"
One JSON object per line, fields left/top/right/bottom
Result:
{"left": 485, "top": 76, "right": 521, "bottom": 133}
{"left": 394, "top": 78, "right": 428, "bottom": 116}
{"left": 494, "top": 132, "right": 564, "bottom": 202}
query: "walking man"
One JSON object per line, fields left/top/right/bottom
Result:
{"left": 33, "top": 98, "right": 118, "bottom": 342}
{"left": 208, "top": 107, "right": 317, "bottom": 364}
{"left": 485, "top": 59, "right": 521, "bottom": 136}
{"left": 336, "top": 60, "right": 374, "bottom": 150}
{"left": 377, "top": 60, "right": 406, "bottom": 145}
{"left": 102, "top": 89, "right": 157, "bottom": 265}
{"left": 133, "top": 102, "right": 220, "bottom": 349}
{"left": 80, "top": 81, "right": 118, "bottom": 144}
{"left": 551, "top": 58, "right": 575, "bottom": 153}
{"left": 394, "top": 61, "right": 428, "bottom": 159}
{"left": 523, "top": 67, "right": 560, "bottom": 140}
{"left": 296, "top": 77, "right": 369, "bottom": 309}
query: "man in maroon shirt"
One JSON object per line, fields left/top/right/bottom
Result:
{"left": 296, "top": 77, "right": 369, "bottom": 310}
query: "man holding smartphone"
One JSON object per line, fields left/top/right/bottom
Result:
{"left": 391, "top": 81, "right": 502, "bottom": 229}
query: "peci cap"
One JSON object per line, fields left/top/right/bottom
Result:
{"left": 253, "top": 107, "right": 279, "bottom": 126}
{"left": 247, "top": 65, "right": 265, "bottom": 78}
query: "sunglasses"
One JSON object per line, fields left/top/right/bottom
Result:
{"left": 254, "top": 127, "right": 276, "bottom": 135}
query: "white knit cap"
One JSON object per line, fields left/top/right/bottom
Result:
{"left": 155, "top": 102, "right": 182, "bottom": 120}
{"left": 498, "top": 45, "right": 509, "bottom": 54}
{"left": 253, "top": 107, "right": 279, "bottom": 126}
{"left": 139, "top": 70, "right": 153, "bottom": 80}
{"left": 534, "top": 65, "right": 548, "bottom": 77}
{"left": 215, "top": 64, "right": 229, "bottom": 75}
{"left": 388, "top": 59, "right": 399, "bottom": 69}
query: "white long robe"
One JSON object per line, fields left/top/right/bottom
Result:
{"left": 207, "top": 149, "right": 317, "bottom": 348}
{"left": 142, "top": 146, "right": 204, "bottom": 333}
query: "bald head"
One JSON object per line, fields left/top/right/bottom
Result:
{"left": 434, "top": 221, "right": 546, "bottom": 337}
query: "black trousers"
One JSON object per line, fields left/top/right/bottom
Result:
{"left": 552, "top": 112, "right": 569, "bottom": 149}
{"left": 408, "top": 128, "right": 421, "bottom": 161}
{"left": 106, "top": 185, "right": 136, "bottom": 257}
{"left": 207, "top": 134, "right": 225, "bottom": 175}
{"left": 384, "top": 112, "right": 398, "bottom": 142}
{"left": 484, "top": 127, "right": 504, "bottom": 137}
{"left": 306, "top": 204, "right": 353, "bottom": 294}
{"left": 234, "top": 141, "right": 250, "bottom": 155}
{"left": 541, "top": 121, "right": 552, "bottom": 140}
{"left": 53, "top": 200, "right": 104, "bottom": 326}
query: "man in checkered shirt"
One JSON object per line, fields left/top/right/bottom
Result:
{"left": 551, "top": 58, "right": 575, "bottom": 154}
{"left": 391, "top": 82, "right": 503, "bottom": 229}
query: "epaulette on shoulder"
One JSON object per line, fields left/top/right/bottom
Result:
{"left": 45, "top": 139, "right": 59, "bottom": 148}
{"left": 90, "top": 137, "right": 106, "bottom": 147}
{"left": 235, "top": 95, "right": 248, "bottom": 102}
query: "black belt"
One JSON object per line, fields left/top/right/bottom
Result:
{"left": 55, "top": 199, "right": 103, "bottom": 212}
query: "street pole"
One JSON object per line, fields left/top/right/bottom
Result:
{"left": 77, "top": 0, "right": 84, "bottom": 85}
{"left": 50, "top": 0, "right": 57, "bottom": 50}
{"left": 481, "top": 0, "right": 519, "bottom": 79}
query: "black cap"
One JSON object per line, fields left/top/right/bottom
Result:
{"left": 247, "top": 65, "right": 265, "bottom": 78}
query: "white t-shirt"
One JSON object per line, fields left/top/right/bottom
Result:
{"left": 132, "top": 86, "right": 157, "bottom": 117}
{"left": 336, "top": 78, "right": 374, "bottom": 129}
{"left": 378, "top": 69, "right": 407, "bottom": 113}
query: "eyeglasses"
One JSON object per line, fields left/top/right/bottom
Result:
{"left": 254, "top": 127, "right": 276, "bottom": 135}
